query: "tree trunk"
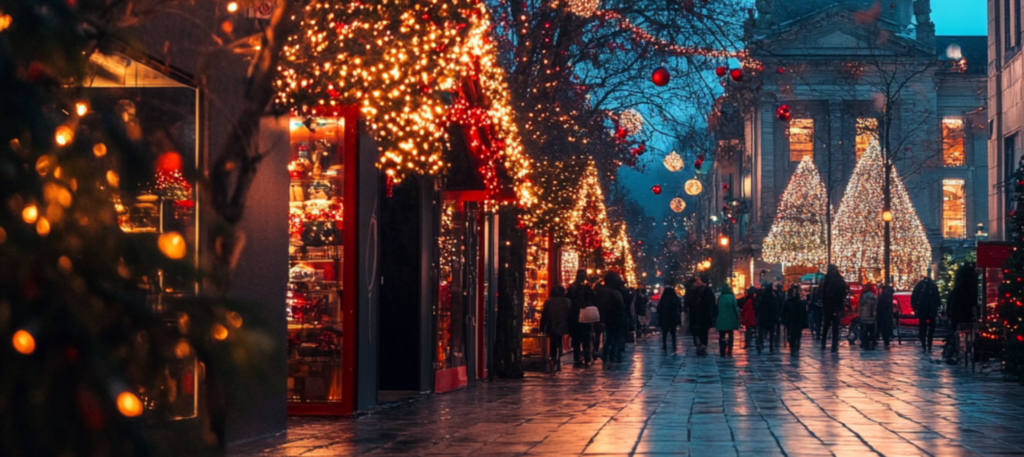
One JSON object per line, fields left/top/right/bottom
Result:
{"left": 493, "top": 206, "right": 525, "bottom": 378}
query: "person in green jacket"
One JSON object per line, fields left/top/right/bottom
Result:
{"left": 715, "top": 285, "right": 741, "bottom": 357}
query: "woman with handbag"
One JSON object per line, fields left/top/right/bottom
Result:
{"left": 657, "top": 287, "right": 683, "bottom": 353}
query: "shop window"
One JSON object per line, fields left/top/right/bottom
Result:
{"left": 436, "top": 200, "right": 467, "bottom": 371}
{"left": 286, "top": 115, "right": 346, "bottom": 404}
{"left": 789, "top": 118, "right": 814, "bottom": 161}
{"left": 942, "top": 118, "right": 966, "bottom": 167}
{"left": 522, "top": 232, "right": 550, "bottom": 357}
{"left": 560, "top": 248, "right": 579, "bottom": 287}
{"left": 942, "top": 179, "right": 967, "bottom": 239}
{"left": 856, "top": 118, "right": 878, "bottom": 160}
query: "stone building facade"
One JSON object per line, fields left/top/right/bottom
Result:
{"left": 989, "top": 0, "right": 1024, "bottom": 240}
{"left": 710, "top": 0, "right": 988, "bottom": 285}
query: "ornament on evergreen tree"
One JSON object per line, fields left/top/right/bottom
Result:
{"left": 651, "top": 66, "right": 671, "bottom": 86}
{"left": 762, "top": 157, "right": 828, "bottom": 267}
{"left": 776, "top": 104, "right": 792, "bottom": 122}
{"left": 651, "top": 184, "right": 663, "bottom": 195}
{"left": 619, "top": 109, "right": 644, "bottom": 135}
{"left": 831, "top": 140, "right": 931, "bottom": 288}
{"left": 663, "top": 151, "right": 684, "bottom": 172}
{"left": 715, "top": 66, "right": 727, "bottom": 78}
{"left": 729, "top": 69, "right": 742, "bottom": 82}
{"left": 684, "top": 179, "right": 702, "bottom": 196}
{"left": 670, "top": 198, "right": 686, "bottom": 213}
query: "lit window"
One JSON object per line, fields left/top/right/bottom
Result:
{"left": 942, "top": 179, "right": 966, "bottom": 239}
{"left": 942, "top": 118, "right": 965, "bottom": 167}
{"left": 789, "top": 119, "right": 813, "bottom": 161}
{"left": 856, "top": 118, "right": 878, "bottom": 160}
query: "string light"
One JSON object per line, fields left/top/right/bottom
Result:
{"left": 596, "top": 11, "right": 752, "bottom": 62}
{"left": 564, "top": 0, "right": 599, "bottom": 18}
{"left": 762, "top": 156, "right": 828, "bottom": 267}
{"left": 831, "top": 140, "right": 931, "bottom": 289}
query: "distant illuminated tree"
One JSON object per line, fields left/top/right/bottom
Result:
{"left": 762, "top": 157, "right": 828, "bottom": 268}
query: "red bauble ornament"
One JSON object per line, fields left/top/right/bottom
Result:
{"left": 697, "top": 153, "right": 706, "bottom": 161}
{"left": 694, "top": 159, "right": 703, "bottom": 170}
{"left": 729, "top": 217, "right": 737, "bottom": 224}
{"left": 651, "top": 66, "right": 671, "bottom": 86}
{"left": 651, "top": 185, "right": 663, "bottom": 195}
{"left": 722, "top": 183, "right": 730, "bottom": 191}
{"left": 729, "top": 69, "right": 742, "bottom": 82}
{"left": 776, "top": 67, "right": 785, "bottom": 74}
{"left": 156, "top": 152, "right": 184, "bottom": 173}
{"left": 616, "top": 128, "right": 628, "bottom": 139}
{"left": 776, "top": 104, "right": 792, "bottom": 122}
{"left": 715, "top": 66, "right": 727, "bottom": 78}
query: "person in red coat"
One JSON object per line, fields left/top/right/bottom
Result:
{"left": 740, "top": 287, "right": 758, "bottom": 349}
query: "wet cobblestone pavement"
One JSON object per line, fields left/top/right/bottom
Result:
{"left": 231, "top": 335, "right": 1024, "bottom": 456}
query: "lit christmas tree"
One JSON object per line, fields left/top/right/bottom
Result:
{"left": 762, "top": 156, "right": 828, "bottom": 268}
{"left": 831, "top": 140, "right": 931, "bottom": 289}
{"left": 1001, "top": 155, "right": 1024, "bottom": 381}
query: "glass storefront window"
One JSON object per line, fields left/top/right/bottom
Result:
{"left": 856, "top": 118, "right": 878, "bottom": 160}
{"left": 942, "top": 179, "right": 967, "bottom": 239}
{"left": 789, "top": 119, "right": 814, "bottom": 161}
{"left": 436, "top": 200, "right": 467, "bottom": 371}
{"left": 942, "top": 118, "right": 966, "bottom": 167}
{"left": 286, "top": 116, "right": 346, "bottom": 403}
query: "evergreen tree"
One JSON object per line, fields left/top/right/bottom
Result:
{"left": 1001, "top": 157, "right": 1024, "bottom": 381}
{"left": 762, "top": 156, "right": 828, "bottom": 268}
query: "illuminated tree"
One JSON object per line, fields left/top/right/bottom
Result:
{"left": 831, "top": 140, "right": 931, "bottom": 289}
{"left": 762, "top": 156, "right": 828, "bottom": 268}
{"left": 1001, "top": 156, "right": 1024, "bottom": 381}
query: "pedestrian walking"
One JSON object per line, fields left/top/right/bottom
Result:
{"left": 876, "top": 285, "right": 895, "bottom": 348}
{"left": 657, "top": 287, "right": 683, "bottom": 353}
{"left": 774, "top": 282, "right": 786, "bottom": 348}
{"left": 858, "top": 284, "right": 878, "bottom": 350}
{"left": 911, "top": 276, "right": 940, "bottom": 352}
{"left": 756, "top": 281, "right": 779, "bottom": 355}
{"left": 820, "top": 265, "right": 848, "bottom": 353}
{"left": 688, "top": 275, "right": 718, "bottom": 356}
{"left": 567, "top": 269, "right": 596, "bottom": 367}
{"left": 595, "top": 272, "right": 627, "bottom": 364}
{"left": 782, "top": 284, "right": 807, "bottom": 354}
{"left": 540, "top": 285, "right": 571, "bottom": 371}
{"left": 634, "top": 288, "right": 649, "bottom": 338}
{"left": 807, "top": 282, "right": 823, "bottom": 340}
{"left": 715, "top": 284, "right": 741, "bottom": 357}
{"left": 944, "top": 262, "right": 979, "bottom": 363}
{"left": 740, "top": 287, "right": 758, "bottom": 349}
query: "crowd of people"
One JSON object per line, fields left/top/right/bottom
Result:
{"left": 539, "top": 263, "right": 981, "bottom": 368}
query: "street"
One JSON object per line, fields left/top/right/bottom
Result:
{"left": 230, "top": 334, "right": 1023, "bottom": 456}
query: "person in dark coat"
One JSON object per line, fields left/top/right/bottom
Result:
{"left": 566, "top": 270, "right": 596, "bottom": 367}
{"left": 595, "top": 272, "right": 627, "bottom": 364}
{"left": 858, "top": 283, "right": 878, "bottom": 350}
{"left": 945, "top": 262, "right": 979, "bottom": 361}
{"left": 688, "top": 275, "right": 718, "bottom": 356}
{"left": 911, "top": 276, "right": 941, "bottom": 352}
{"left": 540, "top": 285, "right": 572, "bottom": 371}
{"left": 820, "top": 264, "right": 849, "bottom": 353}
{"left": 740, "top": 287, "right": 758, "bottom": 349}
{"left": 774, "top": 282, "right": 786, "bottom": 348}
{"left": 876, "top": 285, "right": 895, "bottom": 349}
{"left": 657, "top": 287, "right": 683, "bottom": 353}
{"left": 756, "top": 281, "right": 779, "bottom": 355}
{"left": 782, "top": 284, "right": 808, "bottom": 354}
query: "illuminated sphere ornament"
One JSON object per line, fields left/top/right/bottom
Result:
{"left": 651, "top": 185, "right": 663, "bottom": 195}
{"left": 566, "top": 0, "right": 600, "bottom": 17}
{"left": 776, "top": 104, "right": 792, "bottom": 122}
{"left": 663, "top": 151, "right": 684, "bottom": 172}
{"left": 117, "top": 392, "right": 144, "bottom": 417}
{"left": 685, "top": 179, "right": 703, "bottom": 196}
{"left": 651, "top": 67, "right": 671, "bottom": 86}
{"left": 670, "top": 198, "right": 686, "bottom": 213}
{"left": 729, "top": 69, "right": 742, "bottom": 82}
{"left": 158, "top": 232, "right": 187, "bottom": 259}
{"left": 715, "top": 66, "right": 727, "bottom": 78}
{"left": 619, "top": 109, "right": 644, "bottom": 135}
{"left": 12, "top": 329, "right": 35, "bottom": 355}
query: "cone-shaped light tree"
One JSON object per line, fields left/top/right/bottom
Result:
{"left": 763, "top": 157, "right": 829, "bottom": 267}
{"left": 832, "top": 140, "right": 931, "bottom": 288}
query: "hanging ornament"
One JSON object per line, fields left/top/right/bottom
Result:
{"left": 670, "top": 198, "right": 686, "bottom": 213}
{"left": 685, "top": 178, "right": 703, "bottom": 196}
{"left": 663, "top": 151, "right": 684, "bottom": 172}
{"left": 615, "top": 128, "right": 628, "bottom": 140}
{"left": 694, "top": 159, "right": 704, "bottom": 170}
{"left": 776, "top": 104, "right": 792, "bottom": 122}
{"left": 715, "top": 66, "right": 727, "bottom": 78}
{"left": 722, "top": 183, "right": 730, "bottom": 191}
{"left": 630, "top": 143, "right": 647, "bottom": 156}
{"left": 651, "top": 184, "right": 663, "bottom": 195}
{"left": 619, "top": 109, "right": 644, "bottom": 135}
{"left": 777, "top": 67, "right": 785, "bottom": 74}
{"left": 651, "top": 66, "right": 671, "bottom": 86}
{"left": 156, "top": 152, "right": 184, "bottom": 174}
{"left": 729, "top": 69, "right": 742, "bottom": 82}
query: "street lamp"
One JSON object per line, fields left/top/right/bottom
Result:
{"left": 881, "top": 210, "right": 893, "bottom": 222}
{"left": 719, "top": 235, "right": 729, "bottom": 247}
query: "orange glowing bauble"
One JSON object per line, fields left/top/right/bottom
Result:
{"left": 670, "top": 198, "right": 686, "bottom": 213}
{"left": 12, "top": 330, "right": 35, "bottom": 355}
{"left": 117, "top": 392, "right": 144, "bottom": 417}
{"left": 22, "top": 204, "right": 38, "bottom": 223}
{"left": 156, "top": 152, "right": 184, "bottom": 173}
{"left": 684, "top": 179, "right": 703, "bottom": 196}
{"left": 211, "top": 323, "right": 229, "bottom": 341}
{"left": 54, "top": 126, "right": 73, "bottom": 146}
{"left": 158, "top": 232, "right": 187, "bottom": 259}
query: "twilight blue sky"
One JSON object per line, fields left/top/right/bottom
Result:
{"left": 932, "top": 0, "right": 986, "bottom": 36}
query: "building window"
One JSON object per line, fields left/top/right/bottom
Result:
{"left": 789, "top": 118, "right": 813, "bottom": 161}
{"left": 942, "top": 179, "right": 967, "bottom": 239}
{"left": 856, "top": 118, "right": 878, "bottom": 160}
{"left": 942, "top": 117, "right": 966, "bottom": 167}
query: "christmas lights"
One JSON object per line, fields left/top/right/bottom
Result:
{"left": 670, "top": 198, "right": 686, "bottom": 213}
{"left": 663, "top": 151, "right": 684, "bottom": 172}
{"left": 618, "top": 109, "right": 644, "bottom": 136}
{"left": 762, "top": 157, "right": 828, "bottom": 267}
{"left": 831, "top": 141, "right": 931, "bottom": 289}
